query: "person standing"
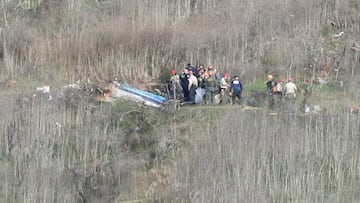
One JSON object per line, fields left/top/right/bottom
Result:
{"left": 276, "top": 77, "right": 285, "bottom": 109}
{"left": 300, "top": 79, "right": 312, "bottom": 112}
{"left": 197, "top": 66, "right": 206, "bottom": 88}
{"left": 188, "top": 68, "right": 198, "bottom": 104}
{"left": 230, "top": 76, "right": 243, "bottom": 106}
{"left": 204, "top": 70, "right": 217, "bottom": 105}
{"left": 220, "top": 72, "right": 230, "bottom": 104}
{"left": 266, "top": 75, "right": 275, "bottom": 109}
{"left": 285, "top": 77, "right": 297, "bottom": 112}
{"left": 180, "top": 67, "right": 190, "bottom": 102}
{"left": 196, "top": 66, "right": 207, "bottom": 104}
{"left": 169, "top": 69, "right": 182, "bottom": 100}
{"left": 201, "top": 72, "right": 209, "bottom": 104}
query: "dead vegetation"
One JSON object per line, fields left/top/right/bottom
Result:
{"left": 0, "top": 0, "right": 359, "bottom": 84}
{"left": 0, "top": 0, "right": 360, "bottom": 202}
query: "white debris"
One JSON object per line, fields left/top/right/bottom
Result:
{"left": 312, "top": 105, "right": 322, "bottom": 113}
{"left": 66, "top": 83, "right": 81, "bottom": 89}
{"left": 55, "top": 122, "right": 62, "bottom": 128}
{"left": 317, "top": 77, "right": 328, "bottom": 85}
{"left": 36, "top": 85, "right": 50, "bottom": 93}
{"left": 334, "top": 31, "right": 344, "bottom": 37}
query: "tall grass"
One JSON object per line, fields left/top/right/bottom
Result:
{"left": 0, "top": 94, "right": 176, "bottom": 202}
{"left": 0, "top": 91, "right": 359, "bottom": 202}
{"left": 162, "top": 109, "right": 360, "bottom": 202}
{"left": 0, "top": 0, "right": 359, "bottom": 83}
{"left": 0, "top": 0, "right": 360, "bottom": 202}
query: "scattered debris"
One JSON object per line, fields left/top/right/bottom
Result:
{"left": 314, "top": 77, "right": 329, "bottom": 91}
{"left": 55, "top": 122, "right": 62, "bottom": 128}
{"left": 36, "top": 85, "right": 50, "bottom": 93}
{"left": 334, "top": 31, "right": 344, "bottom": 37}
{"left": 111, "top": 82, "right": 166, "bottom": 108}
{"left": 312, "top": 105, "right": 322, "bottom": 113}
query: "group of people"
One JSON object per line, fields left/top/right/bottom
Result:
{"left": 266, "top": 74, "right": 312, "bottom": 112}
{"left": 168, "top": 64, "right": 243, "bottom": 106}
{"left": 167, "top": 64, "right": 313, "bottom": 112}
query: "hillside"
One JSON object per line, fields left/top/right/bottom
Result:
{"left": 0, "top": 0, "right": 360, "bottom": 202}
{"left": 1, "top": 0, "right": 360, "bottom": 84}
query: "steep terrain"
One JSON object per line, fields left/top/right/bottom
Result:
{"left": 1, "top": 0, "right": 360, "bottom": 202}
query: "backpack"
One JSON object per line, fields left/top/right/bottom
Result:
{"left": 272, "top": 83, "right": 278, "bottom": 94}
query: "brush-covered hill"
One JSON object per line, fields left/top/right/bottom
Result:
{"left": 1, "top": 0, "right": 360, "bottom": 84}
{"left": 1, "top": 0, "right": 360, "bottom": 202}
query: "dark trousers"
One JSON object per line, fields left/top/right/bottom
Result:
{"left": 182, "top": 84, "right": 190, "bottom": 101}
{"left": 189, "top": 85, "right": 197, "bottom": 103}
{"left": 268, "top": 93, "right": 275, "bottom": 109}
{"left": 285, "top": 93, "right": 296, "bottom": 112}
{"left": 277, "top": 92, "right": 284, "bottom": 109}
{"left": 232, "top": 92, "right": 242, "bottom": 105}
{"left": 206, "top": 90, "right": 216, "bottom": 104}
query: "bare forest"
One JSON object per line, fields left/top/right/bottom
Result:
{"left": 0, "top": 0, "right": 360, "bottom": 202}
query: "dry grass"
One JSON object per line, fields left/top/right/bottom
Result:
{"left": 0, "top": 0, "right": 359, "bottom": 84}
{"left": 0, "top": 88, "right": 359, "bottom": 202}
{"left": 162, "top": 108, "right": 360, "bottom": 202}
{"left": 0, "top": 0, "right": 360, "bottom": 202}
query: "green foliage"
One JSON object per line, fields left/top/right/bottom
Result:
{"left": 349, "top": 0, "right": 360, "bottom": 10}
{"left": 244, "top": 79, "right": 266, "bottom": 94}
{"left": 0, "top": 151, "right": 10, "bottom": 162}
{"left": 81, "top": 0, "right": 116, "bottom": 15}
{"left": 318, "top": 81, "right": 344, "bottom": 96}
{"left": 321, "top": 24, "right": 333, "bottom": 38}
{"left": 159, "top": 67, "right": 171, "bottom": 83}
{"left": 145, "top": 64, "right": 153, "bottom": 78}
{"left": 1, "top": 0, "right": 360, "bottom": 201}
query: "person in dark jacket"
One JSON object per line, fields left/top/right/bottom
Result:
{"left": 197, "top": 66, "right": 206, "bottom": 88}
{"left": 230, "top": 76, "right": 243, "bottom": 106}
{"left": 266, "top": 75, "right": 275, "bottom": 109}
{"left": 187, "top": 63, "right": 200, "bottom": 78}
{"left": 180, "top": 68, "right": 190, "bottom": 102}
